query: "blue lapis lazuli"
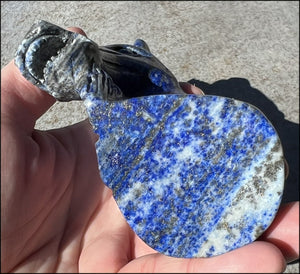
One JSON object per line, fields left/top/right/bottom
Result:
{"left": 84, "top": 93, "right": 284, "bottom": 258}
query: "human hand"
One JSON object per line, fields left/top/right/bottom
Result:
{"left": 1, "top": 27, "right": 299, "bottom": 273}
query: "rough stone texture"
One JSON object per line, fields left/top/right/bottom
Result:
{"left": 1, "top": 0, "right": 298, "bottom": 270}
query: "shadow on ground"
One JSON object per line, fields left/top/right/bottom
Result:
{"left": 188, "top": 78, "right": 299, "bottom": 203}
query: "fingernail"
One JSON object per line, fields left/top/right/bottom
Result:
{"left": 179, "top": 82, "right": 205, "bottom": 95}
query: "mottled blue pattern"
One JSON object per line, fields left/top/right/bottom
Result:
{"left": 85, "top": 94, "right": 284, "bottom": 257}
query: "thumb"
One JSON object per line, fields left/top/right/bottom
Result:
{"left": 118, "top": 241, "right": 285, "bottom": 273}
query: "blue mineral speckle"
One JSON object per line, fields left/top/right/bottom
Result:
{"left": 83, "top": 94, "right": 284, "bottom": 258}
{"left": 149, "top": 68, "right": 175, "bottom": 92}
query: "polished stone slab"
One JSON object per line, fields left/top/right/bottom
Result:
{"left": 84, "top": 93, "right": 284, "bottom": 257}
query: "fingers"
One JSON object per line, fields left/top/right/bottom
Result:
{"left": 260, "top": 201, "right": 299, "bottom": 263}
{"left": 179, "top": 82, "right": 205, "bottom": 95}
{"left": 119, "top": 241, "right": 286, "bottom": 273}
{"left": 67, "top": 27, "right": 87, "bottom": 37}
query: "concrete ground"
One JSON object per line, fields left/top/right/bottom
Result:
{"left": 1, "top": 1, "right": 299, "bottom": 272}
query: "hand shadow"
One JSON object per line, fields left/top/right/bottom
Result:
{"left": 188, "top": 78, "right": 299, "bottom": 203}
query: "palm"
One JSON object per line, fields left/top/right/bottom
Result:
{"left": 1, "top": 72, "right": 147, "bottom": 272}
{"left": 1, "top": 58, "right": 298, "bottom": 273}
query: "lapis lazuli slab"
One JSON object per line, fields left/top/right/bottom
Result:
{"left": 85, "top": 93, "right": 284, "bottom": 258}
{"left": 14, "top": 20, "right": 285, "bottom": 258}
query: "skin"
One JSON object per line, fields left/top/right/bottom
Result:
{"left": 1, "top": 27, "right": 299, "bottom": 273}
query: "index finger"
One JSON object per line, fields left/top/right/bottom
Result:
{"left": 1, "top": 60, "right": 56, "bottom": 132}
{"left": 1, "top": 27, "right": 87, "bottom": 133}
